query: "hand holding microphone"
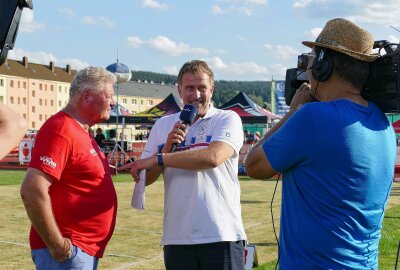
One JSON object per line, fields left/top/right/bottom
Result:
{"left": 166, "top": 104, "right": 198, "bottom": 153}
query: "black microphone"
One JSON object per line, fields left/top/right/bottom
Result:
{"left": 170, "top": 104, "right": 198, "bottom": 152}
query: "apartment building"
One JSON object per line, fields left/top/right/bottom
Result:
{"left": 0, "top": 57, "right": 179, "bottom": 134}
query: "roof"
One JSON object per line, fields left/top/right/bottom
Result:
{"left": 0, "top": 57, "right": 77, "bottom": 83}
{"left": 219, "top": 91, "right": 281, "bottom": 123}
{"left": 117, "top": 80, "right": 179, "bottom": 99}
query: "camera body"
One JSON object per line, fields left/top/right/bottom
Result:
{"left": 284, "top": 40, "right": 400, "bottom": 113}
{"left": 0, "top": 0, "right": 33, "bottom": 65}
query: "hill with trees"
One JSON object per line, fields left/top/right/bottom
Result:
{"left": 131, "top": 71, "right": 272, "bottom": 108}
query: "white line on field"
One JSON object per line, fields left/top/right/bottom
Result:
{"left": 0, "top": 240, "right": 29, "bottom": 247}
{"left": 112, "top": 252, "right": 163, "bottom": 270}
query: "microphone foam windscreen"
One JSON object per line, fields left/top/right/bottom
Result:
{"left": 179, "top": 104, "right": 198, "bottom": 124}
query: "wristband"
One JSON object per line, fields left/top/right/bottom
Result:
{"left": 157, "top": 153, "right": 164, "bottom": 167}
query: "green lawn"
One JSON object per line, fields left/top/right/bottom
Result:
{"left": 0, "top": 169, "right": 399, "bottom": 269}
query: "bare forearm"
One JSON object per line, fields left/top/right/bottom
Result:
{"left": 163, "top": 149, "right": 219, "bottom": 170}
{"left": 145, "top": 166, "right": 163, "bottom": 186}
{"left": 21, "top": 189, "right": 66, "bottom": 250}
{"left": 0, "top": 104, "right": 27, "bottom": 159}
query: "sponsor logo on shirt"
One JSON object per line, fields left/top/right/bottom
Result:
{"left": 90, "top": 148, "right": 97, "bottom": 156}
{"left": 40, "top": 156, "right": 57, "bottom": 169}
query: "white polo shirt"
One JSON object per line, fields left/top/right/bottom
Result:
{"left": 142, "top": 106, "right": 247, "bottom": 245}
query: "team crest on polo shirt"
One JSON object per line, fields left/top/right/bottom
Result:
{"left": 194, "top": 122, "right": 209, "bottom": 144}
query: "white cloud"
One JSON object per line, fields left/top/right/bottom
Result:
{"left": 127, "top": 36, "right": 145, "bottom": 48}
{"left": 211, "top": 5, "right": 224, "bottom": 14}
{"left": 163, "top": 66, "right": 178, "bottom": 75}
{"left": 212, "top": 0, "right": 268, "bottom": 16}
{"left": 127, "top": 35, "right": 209, "bottom": 57}
{"left": 388, "top": 35, "right": 399, "bottom": 44}
{"left": 59, "top": 8, "right": 76, "bottom": 17}
{"left": 263, "top": 44, "right": 300, "bottom": 60}
{"left": 141, "top": 0, "right": 170, "bottom": 10}
{"left": 293, "top": 0, "right": 400, "bottom": 27}
{"left": 83, "top": 16, "right": 96, "bottom": 25}
{"left": 206, "top": 56, "right": 271, "bottom": 80}
{"left": 304, "top": 27, "right": 322, "bottom": 41}
{"left": 20, "top": 9, "right": 45, "bottom": 33}
{"left": 7, "top": 48, "right": 90, "bottom": 71}
{"left": 61, "top": 58, "right": 91, "bottom": 71}
{"left": 82, "top": 16, "right": 114, "bottom": 28}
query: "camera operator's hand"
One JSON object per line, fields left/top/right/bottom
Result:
{"left": 290, "top": 83, "right": 313, "bottom": 111}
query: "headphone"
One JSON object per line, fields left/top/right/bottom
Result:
{"left": 311, "top": 48, "right": 333, "bottom": 82}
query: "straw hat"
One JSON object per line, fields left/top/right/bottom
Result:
{"left": 302, "top": 18, "right": 379, "bottom": 62}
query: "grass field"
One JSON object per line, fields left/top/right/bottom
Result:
{"left": 0, "top": 169, "right": 399, "bottom": 269}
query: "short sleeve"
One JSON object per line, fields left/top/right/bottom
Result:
{"left": 29, "top": 126, "right": 70, "bottom": 181}
{"left": 211, "top": 111, "right": 244, "bottom": 154}
{"left": 263, "top": 106, "right": 314, "bottom": 172}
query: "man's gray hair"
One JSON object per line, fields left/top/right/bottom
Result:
{"left": 69, "top": 66, "right": 117, "bottom": 100}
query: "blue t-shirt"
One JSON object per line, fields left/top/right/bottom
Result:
{"left": 263, "top": 100, "right": 395, "bottom": 269}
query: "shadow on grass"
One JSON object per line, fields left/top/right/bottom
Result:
{"left": 241, "top": 200, "right": 265, "bottom": 204}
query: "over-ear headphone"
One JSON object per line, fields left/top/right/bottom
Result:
{"left": 311, "top": 49, "right": 333, "bottom": 82}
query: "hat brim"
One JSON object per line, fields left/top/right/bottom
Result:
{"left": 302, "top": 41, "right": 379, "bottom": 62}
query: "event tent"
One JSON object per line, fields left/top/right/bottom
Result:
{"left": 106, "top": 93, "right": 182, "bottom": 125}
{"left": 218, "top": 91, "right": 281, "bottom": 123}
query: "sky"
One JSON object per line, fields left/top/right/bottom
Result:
{"left": 8, "top": 0, "right": 400, "bottom": 81}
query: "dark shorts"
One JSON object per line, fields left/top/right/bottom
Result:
{"left": 164, "top": 241, "right": 245, "bottom": 270}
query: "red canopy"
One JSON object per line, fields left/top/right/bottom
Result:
{"left": 392, "top": 119, "right": 400, "bottom": 133}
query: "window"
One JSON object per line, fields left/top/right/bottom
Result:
{"left": 23, "top": 114, "right": 26, "bottom": 119}
{"left": 32, "top": 122, "right": 35, "bottom": 129}
{"left": 39, "top": 84, "right": 42, "bottom": 90}
{"left": 51, "top": 85, "right": 54, "bottom": 91}
{"left": 45, "top": 99, "right": 47, "bottom": 106}
{"left": 122, "top": 98, "right": 127, "bottom": 104}
{"left": 23, "top": 82, "right": 26, "bottom": 88}
{"left": 59, "top": 86, "right": 62, "bottom": 93}
{"left": 39, "top": 99, "right": 42, "bottom": 106}
{"left": 45, "top": 85, "right": 47, "bottom": 91}
{"left": 39, "top": 114, "right": 42, "bottom": 121}
{"left": 147, "top": 100, "right": 153, "bottom": 106}
{"left": 140, "top": 100, "right": 144, "bottom": 105}
{"left": 32, "top": 106, "right": 35, "bottom": 113}
{"left": 23, "top": 98, "right": 26, "bottom": 105}
{"left": 0, "top": 96, "right": 3, "bottom": 103}
{"left": 17, "top": 81, "right": 20, "bottom": 88}
{"left": 50, "top": 100, "right": 54, "bottom": 106}
{"left": 32, "top": 91, "right": 35, "bottom": 97}
{"left": 10, "top": 97, "right": 14, "bottom": 104}
{"left": 58, "top": 101, "right": 62, "bottom": 107}
{"left": 10, "top": 80, "right": 14, "bottom": 87}
{"left": 0, "top": 79, "right": 3, "bottom": 86}
{"left": 131, "top": 99, "right": 137, "bottom": 105}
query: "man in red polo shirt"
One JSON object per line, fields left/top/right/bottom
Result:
{"left": 20, "top": 66, "right": 118, "bottom": 270}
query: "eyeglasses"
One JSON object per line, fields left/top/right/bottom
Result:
{"left": 297, "top": 53, "right": 316, "bottom": 70}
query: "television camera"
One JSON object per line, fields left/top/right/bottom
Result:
{"left": 285, "top": 40, "right": 400, "bottom": 113}
{"left": 0, "top": 0, "right": 33, "bottom": 65}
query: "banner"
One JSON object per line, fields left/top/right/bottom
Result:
{"left": 19, "top": 139, "right": 34, "bottom": 163}
{"left": 270, "top": 80, "right": 276, "bottom": 114}
{"left": 274, "top": 80, "right": 289, "bottom": 116}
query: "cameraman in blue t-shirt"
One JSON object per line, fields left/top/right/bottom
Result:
{"left": 245, "top": 18, "right": 396, "bottom": 269}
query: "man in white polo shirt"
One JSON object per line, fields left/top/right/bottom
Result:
{"left": 121, "top": 60, "right": 247, "bottom": 270}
